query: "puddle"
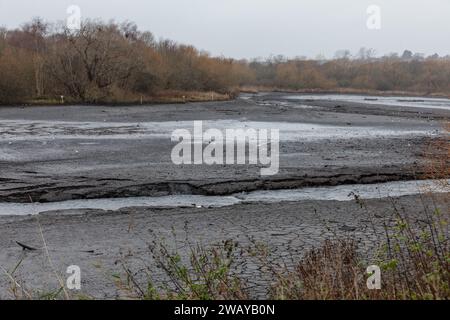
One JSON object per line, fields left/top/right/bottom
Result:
{"left": 0, "top": 195, "right": 241, "bottom": 216}
{"left": 283, "top": 94, "right": 450, "bottom": 111}
{"left": 0, "top": 179, "right": 447, "bottom": 216}
{"left": 241, "top": 179, "right": 449, "bottom": 202}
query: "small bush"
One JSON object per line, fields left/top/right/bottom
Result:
{"left": 119, "top": 240, "right": 248, "bottom": 300}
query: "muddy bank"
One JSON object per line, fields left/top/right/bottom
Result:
{"left": 0, "top": 193, "right": 447, "bottom": 299}
{"left": 0, "top": 167, "right": 433, "bottom": 203}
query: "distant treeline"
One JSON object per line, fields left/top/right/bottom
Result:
{"left": 1, "top": 19, "right": 450, "bottom": 104}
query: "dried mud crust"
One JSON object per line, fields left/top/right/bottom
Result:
{"left": 0, "top": 194, "right": 447, "bottom": 299}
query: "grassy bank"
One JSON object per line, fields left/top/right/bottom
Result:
{"left": 5, "top": 90, "right": 234, "bottom": 107}
{"left": 12, "top": 86, "right": 450, "bottom": 108}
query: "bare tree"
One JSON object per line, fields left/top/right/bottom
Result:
{"left": 46, "top": 21, "right": 143, "bottom": 101}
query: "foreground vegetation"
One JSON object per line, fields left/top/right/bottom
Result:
{"left": 1, "top": 18, "right": 450, "bottom": 105}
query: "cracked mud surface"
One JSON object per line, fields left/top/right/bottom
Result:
{"left": 0, "top": 194, "right": 448, "bottom": 299}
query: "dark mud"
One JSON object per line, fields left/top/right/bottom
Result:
{"left": 0, "top": 94, "right": 448, "bottom": 203}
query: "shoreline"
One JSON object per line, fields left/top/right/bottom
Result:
{"left": 240, "top": 87, "right": 450, "bottom": 99}
{"left": 0, "top": 91, "right": 234, "bottom": 108}
{"left": 2, "top": 88, "right": 450, "bottom": 108}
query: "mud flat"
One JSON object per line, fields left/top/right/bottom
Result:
{"left": 0, "top": 193, "right": 448, "bottom": 299}
{"left": 0, "top": 93, "right": 449, "bottom": 298}
{"left": 0, "top": 94, "right": 448, "bottom": 202}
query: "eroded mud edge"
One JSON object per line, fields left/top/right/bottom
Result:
{"left": 0, "top": 168, "right": 439, "bottom": 203}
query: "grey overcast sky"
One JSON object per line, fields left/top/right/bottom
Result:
{"left": 0, "top": 0, "right": 449, "bottom": 59}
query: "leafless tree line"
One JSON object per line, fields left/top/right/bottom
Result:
{"left": 0, "top": 18, "right": 252, "bottom": 103}
{"left": 249, "top": 51, "right": 450, "bottom": 94}
{"left": 0, "top": 18, "right": 449, "bottom": 103}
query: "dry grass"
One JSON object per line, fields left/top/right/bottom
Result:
{"left": 269, "top": 122, "right": 449, "bottom": 300}
{"left": 20, "top": 90, "right": 233, "bottom": 107}
{"left": 270, "top": 205, "right": 448, "bottom": 300}
{"left": 118, "top": 196, "right": 448, "bottom": 301}
{"left": 150, "top": 90, "right": 233, "bottom": 103}
{"left": 423, "top": 122, "right": 450, "bottom": 182}
{"left": 118, "top": 240, "right": 248, "bottom": 300}
{"left": 270, "top": 239, "right": 366, "bottom": 300}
